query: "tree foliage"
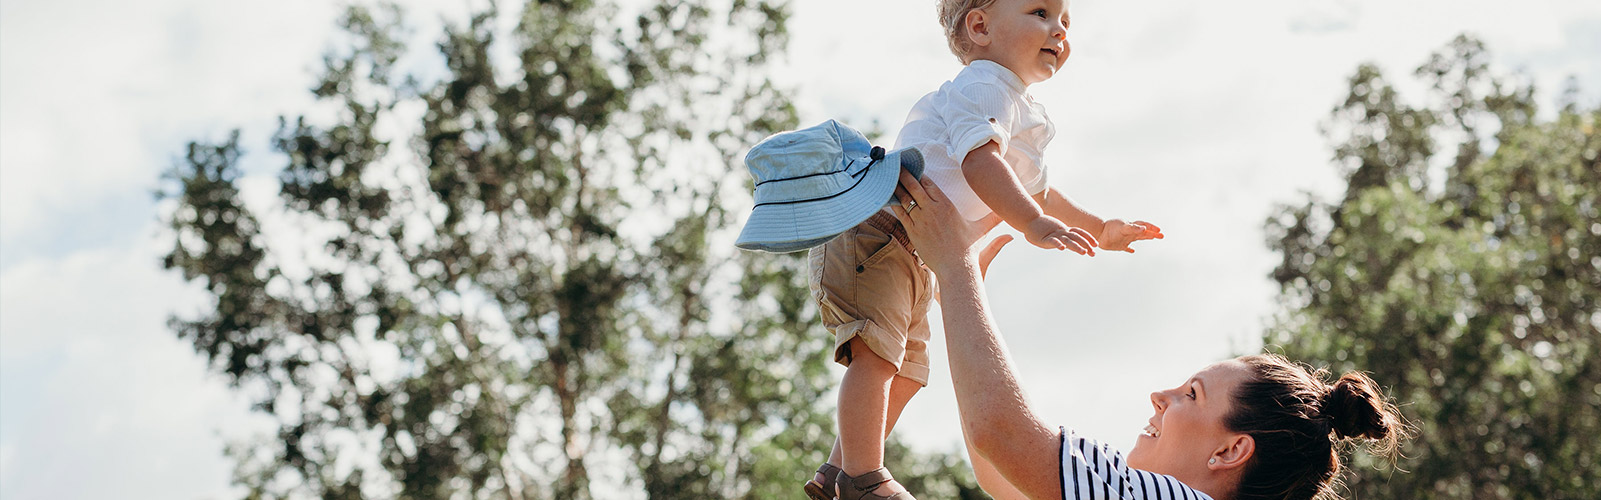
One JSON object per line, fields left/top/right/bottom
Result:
{"left": 1266, "top": 35, "right": 1600, "bottom": 499}
{"left": 162, "top": 1, "right": 981, "bottom": 498}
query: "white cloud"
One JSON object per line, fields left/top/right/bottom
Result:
{"left": 0, "top": 0, "right": 343, "bottom": 244}
{"left": 0, "top": 442, "right": 13, "bottom": 490}
{"left": 0, "top": 0, "right": 465, "bottom": 250}
{"left": 0, "top": 233, "right": 270, "bottom": 500}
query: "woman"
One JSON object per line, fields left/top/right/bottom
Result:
{"left": 885, "top": 171, "right": 1410, "bottom": 500}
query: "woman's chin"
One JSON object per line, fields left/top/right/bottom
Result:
{"left": 1126, "top": 442, "right": 1149, "bottom": 468}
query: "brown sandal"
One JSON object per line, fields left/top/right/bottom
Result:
{"left": 834, "top": 467, "right": 916, "bottom": 500}
{"left": 804, "top": 463, "right": 843, "bottom": 500}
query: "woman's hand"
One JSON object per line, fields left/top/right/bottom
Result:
{"left": 890, "top": 170, "right": 1003, "bottom": 276}
{"left": 893, "top": 170, "right": 1066, "bottom": 500}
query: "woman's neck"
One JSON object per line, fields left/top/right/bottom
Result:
{"left": 1175, "top": 469, "right": 1237, "bottom": 500}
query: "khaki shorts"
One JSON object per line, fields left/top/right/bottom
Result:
{"left": 808, "top": 211, "right": 936, "bottom": 386}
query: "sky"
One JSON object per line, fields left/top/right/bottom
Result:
{"left": 1, "top": 0, "right": 1597, "bottom": 498}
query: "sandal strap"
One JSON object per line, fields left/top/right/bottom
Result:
{"left": 805, "top": 462, "right": 843, "bottom": 500}
{"left": 836, "top": 467, "right": 914, "bottom": 500}
{"left": 817, "top": 462, "right": 842, "bottom": 480}
{"left": 846, "top": 467, "right": 894, "bottom": 490}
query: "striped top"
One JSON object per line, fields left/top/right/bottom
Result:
{"left": 1059, "top": 427, "right": 1214, "bottom": 500}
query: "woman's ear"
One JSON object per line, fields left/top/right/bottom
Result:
{"left": 1210, "top": 434, "right": 1254, "bottom": 471}
{"left": 965, "top": 9, "right": 992, "bottom": 47}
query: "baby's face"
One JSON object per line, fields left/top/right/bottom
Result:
{"left": 972, "top": 0, "right": 1071, "bottom": 85}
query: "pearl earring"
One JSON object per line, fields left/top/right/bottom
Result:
{"left": 1208, "top": 458, "right": 1217, "bottom": 465}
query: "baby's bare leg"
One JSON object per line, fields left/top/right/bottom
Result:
{"left": 884, "top": 373, "right": 922, "bottom": 433}
{"left": 835, "top": 336, "right": 917, "bottom": 496}
{"left": 839, "top": 336, "right": 895, "bottom": 474}
{"left": 825, "top": 373, "right": 921, "bottom": 468}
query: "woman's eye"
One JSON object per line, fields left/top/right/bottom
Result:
{"left": 1187, "top": 388, "right": 1197, "bottom": 399}
{"left": 1033, "top": 9, "right": 1048, "bottom": 18}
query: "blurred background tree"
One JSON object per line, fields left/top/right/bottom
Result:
{"left": 1266, "top": 35, "right": 1600, "bottom": 499}
{"left": 160, "top": 1, "right": 977, "bottom": 498}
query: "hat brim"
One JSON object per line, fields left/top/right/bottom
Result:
{"left": 735, "top": 147, "right": 922, "bottom": 253}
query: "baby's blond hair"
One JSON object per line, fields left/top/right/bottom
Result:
{"left": 937, "top": 0, "right": 999, "bottom": 63}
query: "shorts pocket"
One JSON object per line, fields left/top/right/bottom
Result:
{"left": 856, "top": 234, "right": 901, "bottom": 272}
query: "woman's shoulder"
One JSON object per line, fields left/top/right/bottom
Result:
{"left": 1060, "top": 427, "right": 1215, "bottom": 500}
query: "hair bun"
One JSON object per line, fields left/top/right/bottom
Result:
{"left": 1321, "top": 372, "right": 1395, "bottom": 440}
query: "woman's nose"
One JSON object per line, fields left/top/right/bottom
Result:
{"left": 1150, "top": 391, "right": 1167, "bottom": 411}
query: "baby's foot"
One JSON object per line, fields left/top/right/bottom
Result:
{"left": 836, "top": 467, "right": 916, "bottom": 500}
{"left": 805, "top": 463, "right": 843, "bottom": 500}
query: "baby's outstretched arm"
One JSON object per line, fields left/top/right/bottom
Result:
{"left": 1040, "top": 187, "right": 1164, "bottom": 253}
{"left": 962, "top": 142, "right": 1096, "bottom": 255}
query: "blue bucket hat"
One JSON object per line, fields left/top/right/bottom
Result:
{"left": 735, "top": 120, "right": 923, "bottom": 253}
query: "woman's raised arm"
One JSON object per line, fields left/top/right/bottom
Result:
{"left": 890, "top": 172, "right": 1065, "bottom": 500}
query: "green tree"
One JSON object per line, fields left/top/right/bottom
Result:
{"left": 1265, "top": 35, "right": 1600, "bottom": 499}
{"left": 162, "top": 1, "right": 979, "bottom": 498}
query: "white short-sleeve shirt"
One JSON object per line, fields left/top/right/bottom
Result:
{"left": 1060, "top": 427, "right": 1215, "bottom": 500}
{"left": 895, "top": 59, "right": 1055, "bottom": 221}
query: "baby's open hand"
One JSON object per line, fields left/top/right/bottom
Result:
{"left": 1098, "top": 219, "right": 1164, "bottom": 253}
{"left": 1024, "top": 216, "right": 1097, "bottom": 255}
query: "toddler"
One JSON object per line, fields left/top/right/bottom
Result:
{"left": 805, "top": 1, "right": 1163, "bottom": 499}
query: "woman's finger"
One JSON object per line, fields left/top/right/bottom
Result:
{"left": 890, "top": 202, "right": 911, "bottom": 226}
{"left": 977, "top": 235, "right": 1014, "bottom": 279}
{"left": 898, "top": 170, "right": 932, "bottom": 208}
{"left": 918, "top": 175, "right": 947, "bottom": 205}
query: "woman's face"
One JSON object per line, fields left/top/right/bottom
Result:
{"left": 1127, "top": 360, "right": 1252, "bottom": 476}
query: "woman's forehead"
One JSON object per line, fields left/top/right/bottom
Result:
{"left": 1193, "top": 359, "right": 1251, "bottom": 386}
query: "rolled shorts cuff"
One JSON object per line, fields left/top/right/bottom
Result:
{"left": 832, "top": 318, "right": 931, "bottom": 387}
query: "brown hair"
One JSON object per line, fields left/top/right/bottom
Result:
{"left": 1226, "top": 354, "right": 1410, "bottom": 500}
{"left": 937, "top": 0, "right": 1000, "bottom": 63}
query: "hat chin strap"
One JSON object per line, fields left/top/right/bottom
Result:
{"left": 752, "top": 148, "right": 882, "bottom": 188}
{"left": 752, "top": 149, "right": 890, "bottom": 208}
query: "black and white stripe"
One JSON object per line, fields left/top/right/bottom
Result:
{"left": 1058, "top": 427, "right": 1214, "bottom": 500}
